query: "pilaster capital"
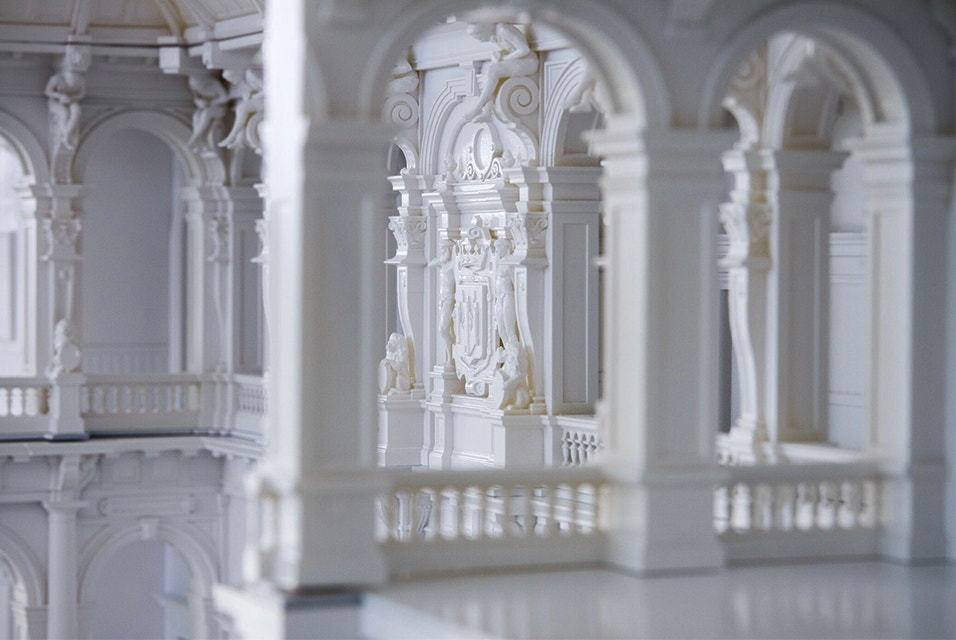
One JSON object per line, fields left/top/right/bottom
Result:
{"left": 719, "top": 201, "right": 772, "bottom": 268}
{"left": 386, "top": 215, "right": 427, "bottom": 265}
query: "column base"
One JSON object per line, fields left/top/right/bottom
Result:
{"left": 603, "top": 464, "right": 726, "bottom": 574}
{"left": 377, "top": 394, "right": 424, "bottom": 467}
{"left": 718, "top": 425, "right": 785, "bottom": 465}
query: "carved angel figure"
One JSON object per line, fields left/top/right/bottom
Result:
{"left": 187, "top": 73, "right": 229, "bottom": 150}
{"left": 379, "top": 332, "right": 412, "bottom": 395}
{"left": 465, "top": 22, "right": 538, "bottom": 120}
{"left": 45, "top": 69, "right": 85, "bottom": 152}
{"left": 220, "top": 68, "right": 264, "bottom": 151}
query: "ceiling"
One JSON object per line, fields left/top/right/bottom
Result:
{"left": 0, "top": 0, "right": 264, "bottom": 48}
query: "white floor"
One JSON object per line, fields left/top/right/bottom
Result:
{"left": 364, "top": 561, "right": 956, "bottom": 639}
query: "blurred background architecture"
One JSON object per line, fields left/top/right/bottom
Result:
{"left": 0, "top": 0, "right": 955, "bottom": 637}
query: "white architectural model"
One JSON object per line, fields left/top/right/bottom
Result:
{"left": 0, "top": 1, "right": 954, "bottom": 639}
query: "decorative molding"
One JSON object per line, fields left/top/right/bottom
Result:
{"left": 186, "top": 72, "right": 229, "bottom": 151}
{"left": 40, "top": 217, "right": 80, "bottom": 261}
{"left": 386, "top": 215, "right": 427, "bottom": 262}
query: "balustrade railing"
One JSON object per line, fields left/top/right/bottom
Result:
{"left": 378, "top": 467, "right": 605, "bottom": 576}
{"left": 235, "top": 374, "right": 267, "bottom": 416}
{"left": 715, "top": 462, "right": 882, "bottom": 561}
{"left": 0, "top": 379, "right": 50, "bottom": 419}
{"left": 81, "top": 374, "right": 201, "bottom": 433}
{"left": 557, "top": 416, "right": 601, "bottom": 466}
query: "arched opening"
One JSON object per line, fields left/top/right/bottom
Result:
{"left": 78, "top": 128, "right": 185, "bottom": 376}
{"left": 80, "top": 523, "right": 217, "bottom": 640}
{"left": 714, "top": 26, "right": 914, "bottom": 465}
{"left": 0, "top": 134, "right": 27, "bottom": 377}
{"left": 375, "top": 12, "right": 619, "bottom": 473}
{"left": 83, "top": 541, "right": 190, "bottom": 639}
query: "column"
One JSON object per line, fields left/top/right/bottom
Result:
{"left": 44, "top": 501, "right": 83, "bottom": 639}
{"left": 854, "top": 134, "right": 955, "bottom": 561}
{"left": 773, "top": 150, "right": 847, "bottom": 442}
{"left": 718, "top": 148, "right": 776, "bottom": 464}
{"left": 182, "top": 184, "right": 232, "bottom": 431}
{"left": 378, "top": 172, "right": 428, "bottom": 467}
{"left": 43, "top": 454, "right": 94, "bottom": 640}
{"left": 594, "top": 124, "right": 735, "bottom": 573}
{"left": 40, "top": 184, "right": 85, "bottom": 439}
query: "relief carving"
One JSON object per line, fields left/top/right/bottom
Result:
{"left": 464, "top": 23, "right": 539, "bottom": 122}
{"left": 220, "top": 68, "right": 264, "bottom": 153}
{"left": 379, "top": 332, "right": 412, "bottom": 395}
{"left": 449, "top": 225, "right": 531, "bottom": 409}
{"left": 187, "top": 73, "right": 229, "bottom": 151}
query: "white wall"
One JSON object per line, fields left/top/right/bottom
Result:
{"left": 79, "top": 129, "right": 175, "bottom": 374}
{"left": 86, "top": 540, "right": 166, "bottom": 639}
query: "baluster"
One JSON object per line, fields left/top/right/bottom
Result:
{"left": 473, "top": 486, "right": 486, "bottom": 540}
{"left": 817, "top": 481, "right": 837, "bottom": 530}
{"left": 24, "top": 388, "right": 38, "bottom": 416}
{"left": 713, "top": 485, "right": 729, "bottom": 534}
{"left": 137, "top": 385, "right": 148, "bottom": 413}
{"left": 859, "top": 480, "right": 878, "bottom": 529}
{"left": 0, "top": 388, "right": 8, "bottom": 416}
{"left": 753, "top": 483, "right": 773, "bottom": 531}
{"left": 731, "top": 482, "right": 752, "bottom": 532}
{"left": 10, "top": 388, "right": 23, "bottom": 416}
{"left": 105, "top": 386, "right": 117, "bottom": 413}
{"left": 837, "top": 481, "right": 859, "bottom": 529}
{"left": 416, "top": 489, "right": 433, "bottom": 540}
{"left": 39, "top": 387, "right": 49, "bottom": 414}
{"left": 774, "top": 483, "right": 795, "bottom": 531}
{"left": 561, "top": 433, "right": 572, "bottom": 466}
{"left": 795, "top": 482, "right": 816, "bottom": 530}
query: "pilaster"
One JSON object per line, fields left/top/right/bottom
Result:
{"left": 773, "top": 150, "right": 847, "bottom": 443}
{"left": 592, "top": 124, "right": 733, "bottom": 573}
{"left": 39, "top": 184, "right": 85, "bottom": 439}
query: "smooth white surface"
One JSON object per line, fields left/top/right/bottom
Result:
{"left": 368, "top": 561, "right": 956, "bottom": 639}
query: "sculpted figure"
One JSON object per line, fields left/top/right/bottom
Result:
{"left": 46, "top": 69, "right": 85, "bottom": 152}
{"left": 48, "top": 318, "right": 81, "bottom": 376}
{"left": 465, "top": 23, "right": 538, "bottom": 120}
{"left": 564, "top": 58, "right": 609, "bottom": 114}
{"left": 491, "top": 341, "right": 530, "bottom": 410}
{"left": 431, "top": 238, "right": 456, "bottom": 366}
{"left": 493, "top": 238, "right": 518, "bottom": 347}
{"left": 187, "top": 73, "right": 229, "bottom": 150}
{"left": 386, "top": 54, "right": 419, "bottom": 97}
{"left": 220, "top": 68, "right": 264, "bottom": 150}
{"left": 379, "top": 332, "right": 412, "bottom": 395}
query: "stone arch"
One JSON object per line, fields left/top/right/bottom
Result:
{"left": 0, "top": 110, "right": 49, "bottom": 187}
{"left": 0, "top": 524, "right": 44, "bottom": 608}
{"left": 699, "top": 1, "right": 935, "bottom": 134}
{"left": 357, "top": 0, "right": 670, "bottom": 131}
{"left": 78, "top": 520, "right": 218, "bottom": 636}
{"left": 72, "top": 109, "right": 220, "bottom": 187}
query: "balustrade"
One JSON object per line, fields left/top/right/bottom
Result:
{"left": 235, "top": 375, "right": 267, "bottom": 415}
{"left": 81, "top": 374, "right": 201, "bottom": 433}
{"left": 557, "top": 417, "right": 601, "bottom": 466}
{"left": 377, "top": 467, "right": 603, "bottom": 545}
{"left": 714, "top": 463, "right": 880, "bottom": 541}
{"left": 0, "top": 379, "right": 50, "bottom": 418}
